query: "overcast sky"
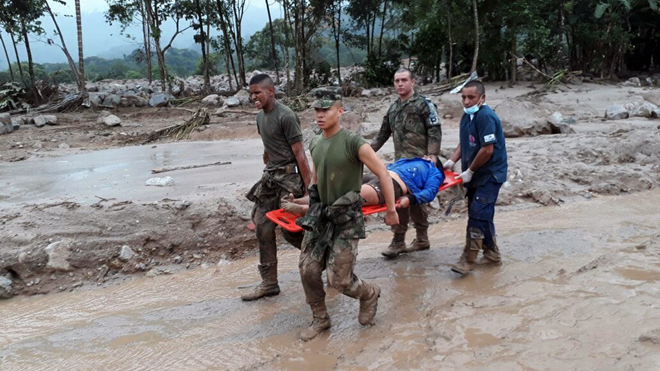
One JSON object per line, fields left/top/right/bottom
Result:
{"left": 5, "top": 0, "right": 275, "bottom": 64}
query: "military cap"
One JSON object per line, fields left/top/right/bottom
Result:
{"left": 312, "top": 86, "right": 343, "bottom": 109}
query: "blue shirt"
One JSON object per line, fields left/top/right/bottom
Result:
{"left": 387, "top": 158, "right": 445, "bottom": 204}
{"left": 459, "top": 105, "right": 508, "bottom": 188}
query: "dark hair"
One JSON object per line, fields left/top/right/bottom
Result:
{"left": 394, "top": 67, "right": 414, "bottom": 80}
{"left": 249, "top": 74, "right": 274, "bottom": 87}
{"left": 462, "top": 81, "right": 485, "bottom": 95}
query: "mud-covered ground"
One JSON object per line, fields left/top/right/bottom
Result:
{"left": 1, "top": 81, "right": 659, "bottom": 302}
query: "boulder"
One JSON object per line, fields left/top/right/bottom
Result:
{"left": 0, "top": 113, "right": 12, "bottom": 135}
{"left": 45, "top": 240, "right": 73, "bottom": 272}
{"left": 547, "top": 112, "right": 564, "bottom": 126}
{"left": 201, "top": 94, "right": 223, "bottom": 106}
{"left": 149, "top": 93, "right": 171, "bottom": 107}
{"left": 605, "top": 105, "right": 629, "bottom": 120}
{"left": 88, "top": 93, "right": 103, "bottom": 107}
{"left": 102, "top": 94, "right": 121, "bottom": 108}
{"left": 233, "top": 89, "right": 251, "bottom": 105}
{"left": 641, "top": 91, "right": 660, "bottom": 107}
{"left": 97, "top": 112, "right": 122, "bottom": 127}
{"left": 625, "top": 101, "right": 658, "bottom": 118}
{"left": 371, "top": 88, "right": 387, "bottom": 96}
{"left": 224, "top": 97, "right": 241, "bottom": 107}
{"left": 358, "top": 122, "right": 381, "bottom": 139}
{"left": 622, "top": 77, "right": 641, "bottom": 87}
{"left": 33, "top": 115, "right": 58, "bottom": 127}
{"left": 0, "top": 276, "right": 12, "bottom": 299}
{"left": 495, "top": 101, "right": 567, "bottom": 137}
{"left": 145, "top": 176, "right": 174, "bottom": 187}
{"left": 119, "top": 245, "right": 135, "bottom": 262}
{"left": 86, "top": 83, "right": 99, "bottom": 92}
{"left": 120, "top": 95, "right": 148, "bottom": 107}
{"left": 361, "top": 89, "right": 372, "bottom": 98}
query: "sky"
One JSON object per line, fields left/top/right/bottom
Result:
{"left": 4, "top": 0, "right": 277, "bottom": 64}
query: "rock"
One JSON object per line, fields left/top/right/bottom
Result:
{"left": 361, "top": 89, "right": 372, "bottom": 98}
{"left": 217, "top": 259, "right": 230, "bottom": 266}
{"left": 119, "top": 245, "right": 135, "bottom": 262}
{"left": 224, "top": 97, "right": 241, "bottom": 107}
{"left": 622, "top": 77, "right": 641, "bottom": 87}
{"left": 145, "top": 267, "right": 174, "bottom": 278}
{"left": 201, "top": 94, "right": 223, "bottom": 106}
{"left": 233, "top": 89, "right": 251, "bottom": 105}
{"left": 58, "top": 143, "right": 70, "bottom": 149}
{"left": 652, "top": 108, "right": 660, "bottom": 119}
{"left": 98, "top": 113, "right": 122, "bottom": 127}
{"left": 642, "top": 91, "right": 660, "bottom": 106}
{"left": 88, "top": 93, "right": 103, "bottom": 107}
{"left": 0, "top": 276, "right": 12, "bottom": 299}
{"left": 371, "top": 88, "right": 387, "bottom": 96}
{"left": 45, "top": 240, "right": 73, "bottom": 272}
{"left": 547, "top": 112, "right": 564, "bottom": 126}
{"left": 86, "top": 83, "right": 99, "bottom": 92}
{"left": 639, "top": 329, "right": 660, "bottom": 344}
{"left": 102, "top": 94, "right": 121, "bottom": 108}
{"left": 145, "top": 176, "right": 174, "bottom": 187}
{"left": 173, "top": 255, "right": 183, "bottom": 264}
{"left": 625, "top": 101, "right": 658, "bottom": 118}
{"left": 605, "top": 105, "right": 629, "bottom": 120}
{"left": 0, "top": 113, "right": 12, "bottom": 135}
{"left": 149, "top": 93, "right": 171, "bottom": 107}
{"left": 358, "top": 122, "right": 381, "bottom": 139}
{"left": 33, "top": 115, "right": 58, "bottom": 127}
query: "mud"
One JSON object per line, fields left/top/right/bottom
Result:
{"left": 1, "top": 190, "right": 659, "bottom": 370}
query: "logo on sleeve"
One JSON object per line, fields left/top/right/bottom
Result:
{"left": 469, "top": 134, "right": 476, "bottom": 147}
{"left": 484, "top": 134, "right": 496, "bottom": 143}
{"left": 425, "top": 98, "right": 440, "bottom": 126}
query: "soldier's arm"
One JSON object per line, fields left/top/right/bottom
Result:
{"left": 290, "top": 141, "right": 311, "bottom": 195}
{"left": 421, "top": 99, "right": 442, "bottom": 158}
{"left": 369, "top": 113, "right": 392, "bottom": 153}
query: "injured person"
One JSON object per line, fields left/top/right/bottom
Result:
{"left": 282, "top": 157, "right": 445, "bottom": 216}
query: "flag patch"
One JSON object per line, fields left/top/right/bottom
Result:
{"left": 484, "top": 134, "right": 496, "bottom": 143}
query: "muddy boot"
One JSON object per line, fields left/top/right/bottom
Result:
{"left": 358, "top": 284, "right": 381, "bottom": 325}
{"left": 241, "top": 263, "right": 280, "bottom": 301}
{"left": 407, "top": 228, "right": 430, "bottom": 252}
{"left": 450, "top": 229, "right": 482, "bottom": 275}
{"left": 480, "top": 238, "right": 502, "bottom": 264}
{"left": 300, "top": 302, "right": 331, "bottom": 341}
{"left": 381, "top": 234, "right": 407, "bottom": 258}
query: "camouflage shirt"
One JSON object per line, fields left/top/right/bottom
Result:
{"left": 370, "top": 92, "right": 442, "bottom": 160}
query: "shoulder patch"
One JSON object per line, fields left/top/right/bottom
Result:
{"left": 424, "top": 98, "right": 440, "bottom": 126}
{"left": 484, "top": 134, "right": 496, "bottom": 143}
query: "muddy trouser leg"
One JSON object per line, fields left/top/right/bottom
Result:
{"left": 282, "top": 230, "right": 304, "bottom": 250}
{"left": 409, "top": 203, "right": 430, "bottom": 249}
{"left": 392, "top": 207, "right": 410, "bottom": 235}
{"left": 326, "top": 238, "right": 373, "bottom": 301}
{"left": 466, "top": 180, "right": 503, "bottom": 256}
{"left": 299, "top": 232, "right": 326, "bottom": 306}
{"left": 253, "top": 195, "right": 279, "bottom": 267}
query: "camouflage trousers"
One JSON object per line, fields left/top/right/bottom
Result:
{"left": 299, "top": 232, "right": 374, "bottom": 305}
{"left": 392, "top": 203, "right": 429, "bottom": 235}
{"left": 251, "top": 184, "right": 304, "bottom": 266}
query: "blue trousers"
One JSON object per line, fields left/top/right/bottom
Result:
{"left": 466, "top": 180, "right": 502, "bottom": 248}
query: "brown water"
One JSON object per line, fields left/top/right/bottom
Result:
{"left": 2, "top": 191, "right": 660, "bottom": 370}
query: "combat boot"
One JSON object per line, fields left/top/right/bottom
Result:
{"left": 480, "top": 238, "right": 502, "bottom": 264}
{"left": 450, "top": 229, "right": 482, "bottom": 275}
{"left": 358, "top": 284, "right": 381, "bottom": 325}
{"left": 241, "top": 263, "right": 280, "bottom": 301}
{"left": 407, "top": 228, "right": 430, "bottom": 252}
{"left": 381, "top": 233, "right": 407, "bottom": 258}
{"left": 300, "top": 302, "right": 331, "bottom": 341}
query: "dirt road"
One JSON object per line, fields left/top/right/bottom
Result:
{"left": 1, "top": 190, "right": 659, "bottom": 370}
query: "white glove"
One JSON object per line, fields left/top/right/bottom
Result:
{"left": 443, "top": 160, "right": 455, "bottom": 171}
{"left": 458, "top": 169, "right": 474, "bottom": 183}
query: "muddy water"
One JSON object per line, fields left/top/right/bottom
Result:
{"left": 2, "top": 191, "right": 660, "bottom": 370}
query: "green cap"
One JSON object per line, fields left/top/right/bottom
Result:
{"left": 312, "top": 86, "right": 343, "bottom": 109}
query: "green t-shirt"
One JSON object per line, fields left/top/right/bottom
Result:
{"left": 310, "top": 128, "right": 367, "bottom": 205}
{"left": 256, "top": 101, "right": 303, "bottom": 170}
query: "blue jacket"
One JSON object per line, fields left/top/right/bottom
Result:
{"left": 387, "top": 158, "right": 445, "bottom": 205}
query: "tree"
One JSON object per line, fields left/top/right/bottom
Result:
{"left": 75, "top": 0, "right": 85, "bottom": 93}
{"left": 44, "top": 0, "right": 84, "bottom": 92}
{"left": 265, "top": 0, "right": 280, "bottom": 83}
{"left": 0, "top": 31, "right": 12, "bottom": 80}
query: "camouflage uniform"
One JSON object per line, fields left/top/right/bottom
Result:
{"left": 243, "top": 101, "right": 306, "bottom": 301}
{"left": 297, "top": 87, "right": 381, "bottom": 340}
{"left": 371, "top": 92, "right": 442, "bottom": 251}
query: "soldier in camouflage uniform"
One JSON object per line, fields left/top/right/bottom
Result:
{"left": 371, "top": 67, "right": 443, "bottom": 258}
{"left": 243, "top": 74, "right": 312, "bottom": 301}
{"left": 297, "top": 87, "right": 399, "bottom": 341}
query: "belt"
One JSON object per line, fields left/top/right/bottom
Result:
{"left": 265, "top": 164, "right": 299, "bottom": 174}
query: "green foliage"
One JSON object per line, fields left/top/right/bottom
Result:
{"left": 361, "top": 51, "right": 401, "bottom": 87}
{"left": 125, "top": 70, "right": 143, "bottom": 79}
{"left": 0, "top": 81, "right": 28, "bottom": 111}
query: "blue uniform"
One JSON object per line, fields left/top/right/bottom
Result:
{"left": 459, "top": 105, "right": 508, "bottom": 248}
{"left": 387, "top": 158, "right": 445, "bottom": 205}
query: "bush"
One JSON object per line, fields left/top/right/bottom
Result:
{"left": 361, "top": 52, "right": 401, "bottom": 87}
{"left": 125, "top": 70, "right": 143, "bottom": 79}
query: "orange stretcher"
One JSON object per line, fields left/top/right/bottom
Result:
{"left": 265, "top": 170, "right": 463, "bottom": 233}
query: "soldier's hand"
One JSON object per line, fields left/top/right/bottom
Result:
{"left": 443, "top": 160, "right": 455, "bottom": 171}
{"left": 385, "top": 210, "right": 399, "bottom": 226}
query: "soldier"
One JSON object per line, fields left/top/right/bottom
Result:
{"left": 444, "top": 81, "right": 508, "bottom": 275}
{"left": 297, "top": 87, "right": 399, "bottom": 341}
{"left": 371, "top": 67, "right": 443, "bottom": 258}
{"left": 243, "top": 74, "right": 312, "bottom": 301}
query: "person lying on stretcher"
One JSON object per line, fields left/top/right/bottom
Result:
{"left": 282, "top": 157, "right": 446, "bottom": 216}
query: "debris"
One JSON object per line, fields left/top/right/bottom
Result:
{"left": 97, "top": 112, "right": 122, "bottom": 127}
{"left": 0, "top": 276, "right": 12, "bottom": 299}
{"left": 201, "top": 94, "right": 224, "bottom": 106}
{"left": 140, "top": 108, "right": 210, "bottom": 143}
{"left": 224, "top": 97, "right": 241, "bottom": 107}
{"left": 45, "top": 240, "right": 73, "bottom": 272}
{"left": 151, "top": 161, "right": 231, "bottom": 174}
{"left": 119, "top": 245, "right": 135, "bottom": 262}
{"left": 605, "top": 105, "right": 629, "bottom": 120}
{"left": 149, "top": 93, "right": 172, "bottom": 107}
{"left": 145, "top": 176, "right": 175, "bottom": 187}
{"left": 622, "top": 77, "right": 641, "bottom": 87}
{"left": 0, "top": 112, "right": 12, "bottom": 135}
{"left": 33, "top": 115, "right": 58, "bottom": 127}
